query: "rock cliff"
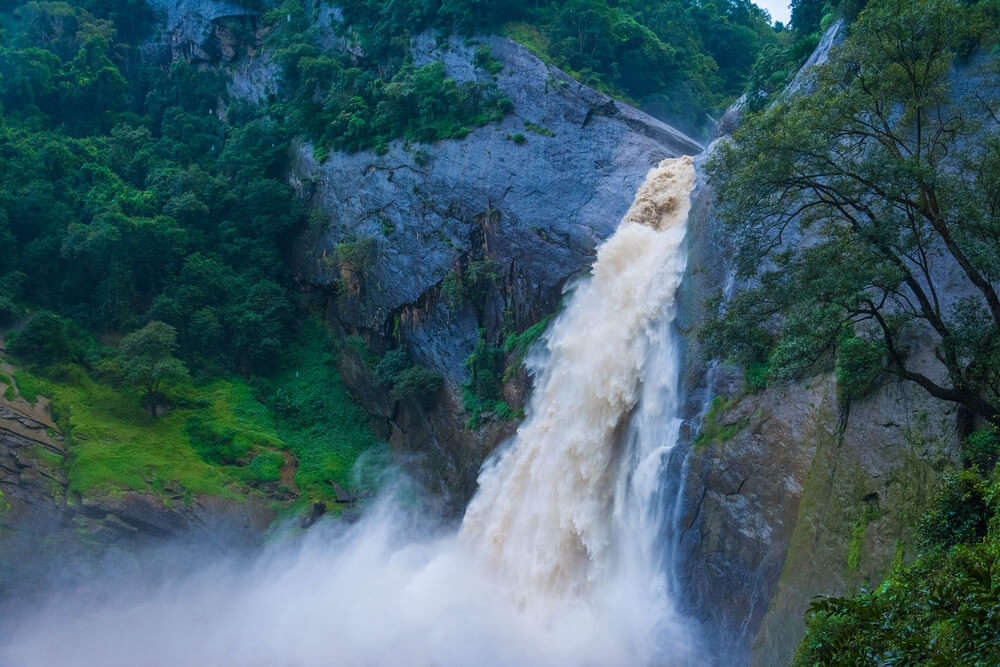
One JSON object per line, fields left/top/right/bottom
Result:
{"left": 669, "top": 23, "right": 997, "bottom": 666}
{"left": 273, "top": 31, "right": 701, "bottom": 498}
{"left": 289, "top": 35, "right": 701, "bottom": 380}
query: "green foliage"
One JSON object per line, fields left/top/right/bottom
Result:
{"left": 509, "top": 132, "right": 527, "bottom": 145}
{"left": 693, "top": 395, "right": 746, "bottom": 449}
{"left": 846, "top": 504, "right": 880, "bottom": 571}
{"left": 248, "top": 451, "right": 284, "bottom": 483}
{"left": 0, "top": 1, "right": 304, "bottom": 375}
{"left": 919, "top": 470, "right": 990, "bottom": 551}
{"left": 374, "top": 348, "right": 410, "bottom": 385}
{"left": 836, "top": 331, "right": 884, "bottom": 402}
{"left": 116, "top": 321, "right": 189, "bottom": 416}
{"left": 0, "top": 296, "right": 21, "bottom": 325}
{"left": 503, "top": 314, "right": 553, "bottom": 371}
{"left": 268, "top": 3, "right": 513, "bottom": 156}
{"left": 336, "top": 237, "right": 377, "bottom": 271}
{"left": 0, "top": 318, "right": 378, "bottom": 506}
{"left": 337, "top": 0, "right": 779, "bottom": 137}
{"left": 345, "top": 335, "right": 378, "bottom": 368}
{"left": 375, "top": 347, "right": 444, "bottom": 408}
{"left": 18, "top": 362, "right": 276, "bottom": 499}
{"left": 185, "top": 415, "right": 251, "bottom": 465}
{"left": 744, "top": 360, "right": 771, "bottom": 392}
{"left": 523, "top": 121, "right": 554, "bottom": 137}
{"left": 463, "top": 329, "right": 505, "bottom": 428}
{"left": 796, "top": 464, "right": 1000, "bottom": 664}
{"left": 0, "top": 272, "right": 25, "bottom": 325}
{"left": 12, "top": 370, "right": 43, "bottom": 404}
{"left": 474, "top": 45, "right": 503, "bottom": 75}
{"left": 389, "top": 365, "right": 444, "bottom": 406}
{"left": 7, "top": 313, "right": 75, "bottom": 364}
{"left": 263, "top": 322, "right": 379, "bottom": 500}
{"left": 963, "top": 427, "right": 1000, "bottom": 473}
{"left": 440, "top": 259, "right": 500, "bottom": 306}
{"left": 492, "top": 399, "right": 514, "bottom": 420}
{"left": 706, "top": 0, "right": 1000, "bottom": 425}
{"left": 791, "top": 0, "right": 826, "bottom": 32}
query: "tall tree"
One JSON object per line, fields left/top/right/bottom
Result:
{"left": 117, "top": 321, "right": 189, "bottom": 417}
{"left": 705, "top": 0, "right": 1000, "bottom": 423}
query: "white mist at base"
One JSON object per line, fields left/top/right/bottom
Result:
{"left": 2, "top": 157, "right": 697, "bottom": 667}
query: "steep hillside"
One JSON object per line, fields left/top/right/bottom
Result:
{"left": 673, "top": 2, "right": 1000, "bottom": 663}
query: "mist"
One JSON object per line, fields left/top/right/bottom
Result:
{"left": 0, "top": 487, "right": 694, "bottom": 666}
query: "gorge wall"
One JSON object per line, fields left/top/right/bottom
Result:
{"left": 669, "top": 22, "right": 999, "bottom": 666}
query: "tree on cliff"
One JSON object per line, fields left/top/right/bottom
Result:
{"left": 705, "top": 0, "right": 1000, "bottom": 424}
{"left": 117, "top": 321, "right": 189, "bottom": 418}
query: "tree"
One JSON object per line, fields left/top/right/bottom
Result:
{"left": 705, "top": 0, "right": 1000, "bottom": 424}
{"left": 790, "top": 0, "right": 824, "bottom": 33}
{"left": 7, "top": 312, "right": 74, "bottom": 363}
{"left": 117, "top": 321, "right": 188, "bottom": 416}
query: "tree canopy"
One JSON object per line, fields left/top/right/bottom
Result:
{"left": 0, "top": 0, "right": 304, "bottom": 374}
{"left": 705, "top": 0, "right": 1000, "bottom": 424}
{"left": 116, "top": 321, "right": 189, "bottom": 415}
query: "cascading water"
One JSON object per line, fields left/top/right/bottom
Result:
{"left": 461, "top": 154, "right": 696, "bottom": 645}
{"left": 1, "top": 157, "right": 698, "bottom": 666}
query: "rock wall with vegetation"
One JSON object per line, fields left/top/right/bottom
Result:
{"left": 675, "top": 1, "right": 1000, "bottom": 663}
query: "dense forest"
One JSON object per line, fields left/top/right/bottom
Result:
{"left": 0, "top": 0, "right": 803, "bottom": 510}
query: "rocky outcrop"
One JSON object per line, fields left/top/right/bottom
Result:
{"left": 669, "top": 353, "right": 957, "bottom": 664}
{"left": 273, "top": 33, "right": 701, "bottom": 498}
{"left": 288, "top": 34, "right": 701, "bottom": 384}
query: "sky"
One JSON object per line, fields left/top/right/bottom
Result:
{"left": 754, "top": 0, "right": 792, "bottom": 24}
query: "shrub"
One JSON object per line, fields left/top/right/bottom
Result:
{"left": 0, "top": 295, "right": 20, "bottom": 325}
{"left": 185, "top": 416, "right": 251, "bottom": 465}
{"left": 836, "top": 332, "right": 883, "bottom": 401}
{"left": 962, "top": 427, "right": 1000, "bottom": 473}
{"left": 745, "top": 360, "right": 770, "bottom": 392}
{"left": 918, "top": 470, "right": 989, "bottom": 551}
{"left": 375, "top": 348, "right": 409, "bottom": 385}
{"left": 524, "top": 121, "right": 554, "bottom": 136}
{"left": 248, "top": 451, "right": 284, "bottom": 483}
{"left": 492, "top": 400, "right": 513, "bottom": 420}
{"left": 474, "top": 46, "right": 503, "bottom": 75}
{"left": 390, "top": 365, "right": 443, "bottom": 406}
{"left": 7, "top": 313, "right": 74, "bottom": 364}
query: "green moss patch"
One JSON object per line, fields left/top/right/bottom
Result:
{"left": 693, "top": 396, "right": 747, "bottom": 449}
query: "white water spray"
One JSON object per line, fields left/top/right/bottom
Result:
{"left": 1, "top": 157, "right": 697, "bottom": 666}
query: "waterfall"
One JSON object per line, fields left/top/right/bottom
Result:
{"left": 1, "top": 157, "right": 698, "bottom": 666}
{"left": 461, "top": 154, "right": 696, "bottom": 639}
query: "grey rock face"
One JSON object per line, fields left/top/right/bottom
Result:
{"left": 670, "top": 21, "right": 991, "bottom": 666}
{"left": 145, "top": 0, "right": 256, "bottom": 60}
{"left": 288, "top": 34, "right": 702, "bottom": 385}
{"left": 779, "top": 19, "right": 847, "bottom": 100}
